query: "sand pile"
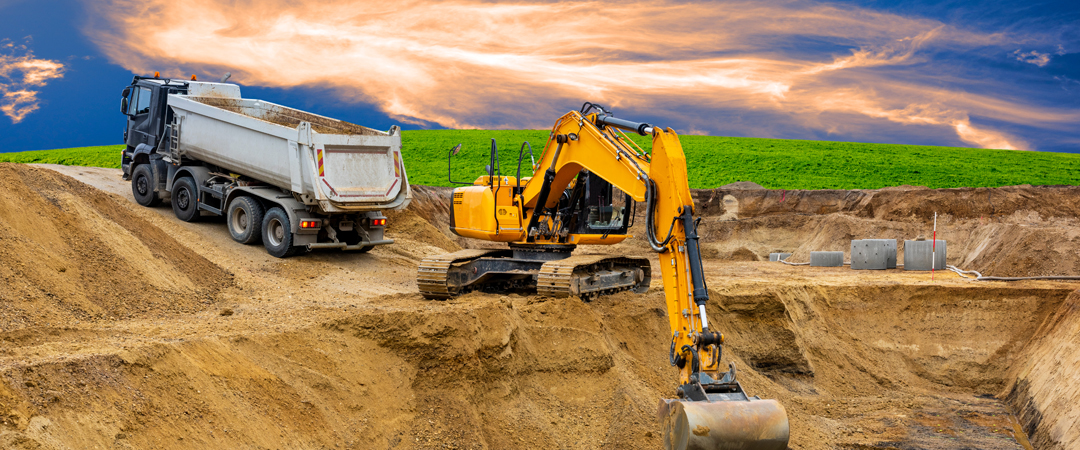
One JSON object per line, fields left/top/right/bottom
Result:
{"left": 0, "top": 164, "right": 231, "bottom": 330}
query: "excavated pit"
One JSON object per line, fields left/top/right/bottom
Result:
{"left": 1, "top": 163, "right": 1078, "bottom": 449}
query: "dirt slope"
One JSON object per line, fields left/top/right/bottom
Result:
{"left": 0, "top": 164, "right": 1077, "bottom": 449}
{"left": 0, "top": 164, "right": 231, "bottom": 331}
{"left": 1005, "top": 290, "right": 1080, "bottom": 450}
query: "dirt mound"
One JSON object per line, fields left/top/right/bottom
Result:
{"left": 2, "top": 166, "right": 1078, "bottom": 450}
{"left": 693, "top": 184, "right": 1080, "bottom": 221}
{"left": 679, "top": 184, "right": 1080, "bottom": 277}
{"left": 384, "top": 186, "right": 461, "bottom": 253}
{"left": 0, "top": 163, "right": 231, "bottom": 330}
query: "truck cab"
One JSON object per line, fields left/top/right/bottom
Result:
{"left": 120, "top": 76, "right": 188, "bottom": 181}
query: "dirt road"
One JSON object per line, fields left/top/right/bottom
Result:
{"left": 0, "top": 163, "right": 1076, "bottom": 449}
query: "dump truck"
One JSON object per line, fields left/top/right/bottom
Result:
{"left": 119, "top": 74, "right": 410, "bottom": 257}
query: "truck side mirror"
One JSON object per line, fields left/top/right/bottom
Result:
{"left": 121, "top": 86, "right": 131, "bottom": 115}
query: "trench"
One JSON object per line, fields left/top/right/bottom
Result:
{"left": 0, "top": 274, "right": 1073, "bottom": 450}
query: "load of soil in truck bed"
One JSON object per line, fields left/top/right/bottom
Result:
{"left": 191, "top": 96, "right": 382, "bottom": 135}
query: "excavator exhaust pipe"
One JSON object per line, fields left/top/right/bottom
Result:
{"left": 659, "top": 398, "right": 789, "bottom": 450}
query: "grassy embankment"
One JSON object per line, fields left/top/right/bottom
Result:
{"left": 4, "top": 131, "right": 1079, "bottom": 189}
{"left": 0, "top": 145, "right": 122, "bottom": 169}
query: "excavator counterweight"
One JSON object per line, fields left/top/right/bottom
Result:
{"left": 417, "top": 103, "right": 789, "bottom": 449}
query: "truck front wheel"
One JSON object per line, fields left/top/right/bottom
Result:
{"left": 171, "top": 176, "right": 202, "bottom": 222}
{"left": 227, "top": 196, "right": 264, "bottom": 245}
{"left": 262, "top": 207, "right": 300, "bottom": 258}
{"left": 131, "top": 165, "right": 160, "bottom": 207}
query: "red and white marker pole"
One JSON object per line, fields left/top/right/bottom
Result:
{"left": 931, "top": 212, "right": 937, "bottom": 281}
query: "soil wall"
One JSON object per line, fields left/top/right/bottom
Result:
{"left": 1005, "top": 290, "right": 1080, "bottom": 450}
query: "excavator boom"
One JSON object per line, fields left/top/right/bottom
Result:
{"left": 418, "top": 104, "right": 788, "bottom": 449}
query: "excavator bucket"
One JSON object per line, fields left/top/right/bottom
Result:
{"left": 659, "top": 398, "right": 789, "bottom": 450}
{"left": 657, "top": 372, "right": 789, "bottom": 450}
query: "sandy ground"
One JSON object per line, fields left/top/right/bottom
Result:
{"left": 0, "top": 163, "right": 1075, "bottom": 449}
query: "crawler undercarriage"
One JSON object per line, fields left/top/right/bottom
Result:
{"left": 417, "top": 245, "right": 651, "bottom": 300}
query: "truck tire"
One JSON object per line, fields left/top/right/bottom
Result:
{"left": 262, "top": 207, "right": 300, "bottom": 258}
{"left": 131, "top": 165, "right": 160, "bottom": 207}
{"left": 171, "top": 176, "right": 202, "bottom": 222}
{"left": 227, "top": 196, "right": 264, "bottom": 245}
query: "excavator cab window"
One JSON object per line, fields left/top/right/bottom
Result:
{"left": 574, "top": 173, "right": 633, "bottom": 235}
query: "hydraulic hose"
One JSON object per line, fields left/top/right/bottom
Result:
{"left": 645, "top": 179, "right": 678, "bottom": 252}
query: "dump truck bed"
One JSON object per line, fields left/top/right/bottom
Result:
{"left": 167, "top": 89, "right": 410, "bottom": 213}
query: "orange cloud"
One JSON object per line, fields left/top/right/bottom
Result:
{"left": 0, "top": 42, "right": 65, "bottom": 123}
{"left": 83, "top": 0, "right": 1073, "bottom": 150}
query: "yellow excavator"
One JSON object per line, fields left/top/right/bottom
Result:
{"left": 417, "top": 103, "right": 789, "bottom": 449}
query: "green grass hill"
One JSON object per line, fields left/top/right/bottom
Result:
{"left": 4, "top": 131, "right": 1078, "bottom": 190}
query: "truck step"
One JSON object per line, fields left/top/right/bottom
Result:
{"left": 197, "top": 203, "right": 222, "bottom": 215}
{"left": 198, "top": 185, "right": 227, "bottom": 199}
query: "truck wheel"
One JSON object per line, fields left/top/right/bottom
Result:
{"left": 227, "top": 196, "right": 264, "bottom": 244}
{"left": 171, "top": 176, "right": 202, "bottom": 222}
{"left": 262, "top": 207, "right": 300, "bottom": 258}
{"left": 131, "top": 165, "right": 160, "bottom": 207}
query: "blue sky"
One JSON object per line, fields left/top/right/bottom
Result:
{"left": 0, "top": 0, "right": 1077, "bottom": 153}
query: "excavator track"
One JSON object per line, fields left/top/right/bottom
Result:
{"left": 417, "top": 249, "right": 507, "bottom": 300}
{"left": 537, "top": 254, "right": 651, "bottom": 299}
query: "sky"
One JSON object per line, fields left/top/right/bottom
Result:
{"left": 0, "top": 0, "right": 1077, "bottom": 153}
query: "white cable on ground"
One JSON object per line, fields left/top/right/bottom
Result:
{"left": 947, "top": 265, "right": 1080, "bottom": 282}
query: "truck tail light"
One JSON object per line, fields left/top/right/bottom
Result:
{"left": 300, "top": 220, "right": 321, "bottom": 229}
{"left": 372, "top": 219, "right": 386, "bottom": 226}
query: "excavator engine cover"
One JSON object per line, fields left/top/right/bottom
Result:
{"left": 659, "top": 398, "right": 789, "bottom": 450}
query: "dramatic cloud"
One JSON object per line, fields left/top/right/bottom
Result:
{"left": 1014, "top": 49, "right": 1051, "bottom": 67}
{"left": 84, "top": 0, "right": 1079, "bottom": 150}
{"left": 0, "top": 39, "right": 65, "bottom": 123}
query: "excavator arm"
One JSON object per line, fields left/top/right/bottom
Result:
{"left": 517, "top": 106, "right": 790, "bottom": 450}
{"left": 520, "top": 109, "right": 715, "bottom": 371}
{"left": 420, "top": 103, "right": 789, "bottom": 449}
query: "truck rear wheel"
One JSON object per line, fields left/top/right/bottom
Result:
{"left": 171, "top": 177, "right": 202, "bottom": 222}
{"left": 262, "top": 207, "right": 300, "bottom": 258}
{"left": 131, "top": 165, "right": 160, "bottom": 207}
{"left": 227, "top": 196, "right": 264, "bottom": 245}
